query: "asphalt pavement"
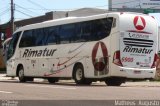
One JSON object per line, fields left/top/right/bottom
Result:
{"left": 0, "top": 74, "right": 160, "bottom": 106}
{"left": 0, "top": 74, "right": 160, "bottom": 87}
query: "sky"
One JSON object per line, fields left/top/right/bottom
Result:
{"left": 0, "top": 0, "right": 108, "bottom": 24}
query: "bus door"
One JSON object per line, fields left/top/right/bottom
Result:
{"left": 7, "top": 32, "right": 21, "bottom": 75}
{"left": 28, "top": 58, "right": 40, "bottom": 76}
{"left": 19, "top": 47, "right": 40, "bottom": 76}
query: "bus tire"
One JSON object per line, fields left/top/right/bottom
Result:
{"left": 73, "top": 64, "right": 85, "bottom": 85}
{"left": 18, "top": 66, "right": 26, "bottom": 82}
{"left": 48, "top": 78, "right": 59, "bottom": 83}
{"left": 105, "top": 78, "right": 124, "bottom": 86}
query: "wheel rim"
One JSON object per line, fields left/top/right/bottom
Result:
{"left": 19, "top": 69, "right": 24, "bottom": 79}
{"left": 76, "top": 68, "right": 83, "bottom": 81}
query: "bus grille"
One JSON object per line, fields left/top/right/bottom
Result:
{"left": 123, "top": 38, "right": 154, "bottom": 47}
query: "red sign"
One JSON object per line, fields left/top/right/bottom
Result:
{"left": 133, "top": 16, "right": 146, "bottom": 31}
{"left": 92, "top": 42, "right": 108, "bottom": 71}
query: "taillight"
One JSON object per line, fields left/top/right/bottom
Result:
{"left": 113, "top": 51, "right": 123, "bottom": 66}
{"left": 151, "top": 54, "right": 159, "bottom": 68}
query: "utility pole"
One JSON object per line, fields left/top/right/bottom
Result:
{"left": 11, "top": 0, "right": 14, "bottom": 34}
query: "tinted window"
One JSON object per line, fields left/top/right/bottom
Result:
{"left": 91, "top": 18, "right": 113, "bottom": 40}
{"left": 34, "top": 28, "right": 44, "bottom": 46}
{"left": 59, "top": 24, "right": 75, "bottom": 44}
{"left": 19, "top": 17, "right": 113, "bottom": 47}
{"left": 72, "top": 17, "right": 113, "bottom": 43}
{"left": 19, "top": 30, "right": 35, "bottom": 47}
{"left": 45, "top": 26, "right": 60, "bottom": 45}
{"left": 80, "top": 22, "right": 92, "bottom": 41}
{"left": 7, "top": 32, "right": 21, "bottom": 60}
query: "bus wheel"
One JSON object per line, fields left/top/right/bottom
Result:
{"left": 105, "top": 78, "right": 124, "bottom": 86}
{"left": 18, "top": 66, "right": 26, "bottom": 82}
{"left": 48, "top": 78, "right": 59, "bottom": 83}
{"left": 73, "top": 64, "right": 85, "bottom": 85}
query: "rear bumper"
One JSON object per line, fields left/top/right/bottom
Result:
{"left": 118, "top": 67, "right": 156, "bottom": 79}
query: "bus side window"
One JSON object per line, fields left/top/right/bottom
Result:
{"left": 105, "top": 17, "right": 113, "bottom": 35}
{"left": 74, "top": 22, "right": 84, "bottom": 42}
{"left": 59, "top": 24, "right": 75, "bottom": 44}
{"left": 7, "top": 32, "right": 21, "bottom": 60}
{"left": 81, "top": 22, "right": 91, "bottom": 41}
{"left": 19, "top": 30, "right": 35, "bottom": 47}
{"left": 73, "top": 21, "right": 91, "bottom": 42}
{"left": 46, "top": 26, "right": 60, "bottom": 45}
{"left": 34, "top": 28, "right": 44, "bottom": 46}
{"left": 73, "top": 18, "right": 113, "bottom": 42}
{"left": 91, "top": 17, "right": 113, "bottom": 41}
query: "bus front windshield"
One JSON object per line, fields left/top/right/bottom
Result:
{"left": 7, "top": 32, "right": 21, "bottom": 60}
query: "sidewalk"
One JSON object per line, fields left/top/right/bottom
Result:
{"left": 0, "top": 74, "right": 44, "bottom": 82}
{"left": 0, "top": 74, "right": 18, "bottom": 80}
{"left": 122, "top": 81, "right": 160, "bottom": 87}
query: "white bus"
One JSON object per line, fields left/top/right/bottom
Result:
{"left": 6, "top": 12, "right": 158, "bottom": 86}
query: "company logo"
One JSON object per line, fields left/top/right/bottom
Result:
{"left": 92, "top": 42, "right": 108, "bottom": 71}
{"left": 123, "top": 46, "right": 153, "bottom": 54}
{"left": 133, "top": 16, "right": 146, "bottom": 30}
{"left": 22, "top": 48, "right": 57, "bottom": 57}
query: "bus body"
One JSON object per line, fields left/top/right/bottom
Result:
{"left": 6, "top": 12, "right": 158, "bottom": 86}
